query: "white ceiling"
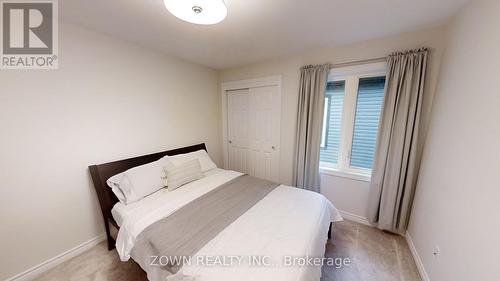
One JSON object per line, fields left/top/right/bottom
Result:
{"left": 60, "top": 0, "right": 470, "bottom": 69}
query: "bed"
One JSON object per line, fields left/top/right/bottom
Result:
{"left": 89, "top": 143, "right": 342, "bottom": 281}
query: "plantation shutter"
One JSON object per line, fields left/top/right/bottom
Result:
{"left": 350, "top": 77, "right": 386, "bottom": 169}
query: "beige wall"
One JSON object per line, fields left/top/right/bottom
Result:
{"left": 5, "top": 6, "right": 496, "bottom": 279}
{"left": 0, "top": 22, "right": 221, "bottom": 280}
{"left": 408, "top": 0, "right": 500, "bottom": 280}
{"left": 219, "top": 26, "right": 448, "bottom": 219}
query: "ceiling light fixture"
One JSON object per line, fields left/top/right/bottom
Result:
{"left": 163, "top": 0, "right": 228, "bottom": 25}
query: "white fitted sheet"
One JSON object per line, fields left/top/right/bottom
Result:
{"left": 111, "top": 168, "right": 224, "bottom": 227}
{"left": 112, "top": 168, "right": 343, "bottom": 281}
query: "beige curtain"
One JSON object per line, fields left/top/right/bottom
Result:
{"left": 368, "top": 48, "right": 428, "bottom": 234}
{"left": 293, "top": 64, "right": 330, "bottom": 192}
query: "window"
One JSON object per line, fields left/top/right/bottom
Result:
{"left": 320, "top": 62, "right": 386, "bottom": 179}
{"left": 320, "top": 81, "right": 345, "bottom": 164}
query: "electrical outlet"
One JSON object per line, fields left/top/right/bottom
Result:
{"left": 432, "top": 245, "right": 441, "bottom": 258}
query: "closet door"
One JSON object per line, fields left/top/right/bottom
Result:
{"left": 227, "top": 85, "right": 280, "bottom": 182}
{"left": 227, "top": 89, "right": 250, "bottom": 173}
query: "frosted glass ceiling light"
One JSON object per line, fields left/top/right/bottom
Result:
{"left": 164, "top": 0, "right": 228, "bottom": 25}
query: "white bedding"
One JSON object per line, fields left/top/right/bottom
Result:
{"left": 111, "top": 168, "right": 224, "bottom": 227}
{"left": 112, "top": 168, "right": 343, "bottom": 281}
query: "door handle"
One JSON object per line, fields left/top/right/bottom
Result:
{"left": 229, "top": 140, "right": 232, "bottom": 144}
{"left": 272, "top": 146, "right": 276, "bottom": 150}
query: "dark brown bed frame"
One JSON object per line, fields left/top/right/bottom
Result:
{"left": 89, "top": 142, "right": 332, "bottom": 251}
{"left": 88, "top": 143, "right": 207, "bottom": 250}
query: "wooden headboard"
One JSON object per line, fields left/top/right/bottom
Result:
{"left": 88, "top": 143, "right": 207, "bottom": 250}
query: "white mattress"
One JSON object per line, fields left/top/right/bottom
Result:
{"left": 111, "top": 168, "right": 343, "bottom": 281}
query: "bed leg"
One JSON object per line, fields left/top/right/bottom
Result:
{"left": 107, "top": 235, "right": 116, "bottom": 251}
{"left": 328, "top": 222, "right": 332, "bottom": 239}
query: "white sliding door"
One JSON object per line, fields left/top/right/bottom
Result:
{"left": 226, "top": 84, "right": 280, "bottom": 182}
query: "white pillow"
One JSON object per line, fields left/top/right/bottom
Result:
{"left": 107, "top": 159, "right": 167, "bottom": 204}
{"left": 165, "top": 159, "right": 203, "bottom": 191}
{"left": 166, "top": 150, "right": 217, "bottom": 172}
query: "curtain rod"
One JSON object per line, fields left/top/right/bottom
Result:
{"left": 330, "top": 56, "right": 387, "bottom": 69}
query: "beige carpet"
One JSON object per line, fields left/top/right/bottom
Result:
{"left": 321, "top": 221, "right": 421, "bottom": 281}
{"left": 36, "top": 220, "right": 421, "bottom": 281}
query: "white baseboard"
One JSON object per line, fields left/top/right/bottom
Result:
{"left": 5, "top": 233, "right": 106, "bottom": 281}
{"left": 338, "top": 210, "right": 373, "bottom": 226}
{"left": 405, "top": 231, "right": 431, "bottom": 281}
{"left": 4, "top": 223, "right": 427, "bottom": 281}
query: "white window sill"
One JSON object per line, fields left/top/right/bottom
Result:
{"left": 319, "top": 166, "right": 371, "bottom": 182}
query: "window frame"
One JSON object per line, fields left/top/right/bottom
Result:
{"left": 320, "top": 96, "right": 330, "bottom": 148}
{"left": 320, "top": 62, "right": 387, "bottom": 181}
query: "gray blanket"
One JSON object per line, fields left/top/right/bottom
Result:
{"left": 132, "top": 174, "right": 279, "bottom": 277}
